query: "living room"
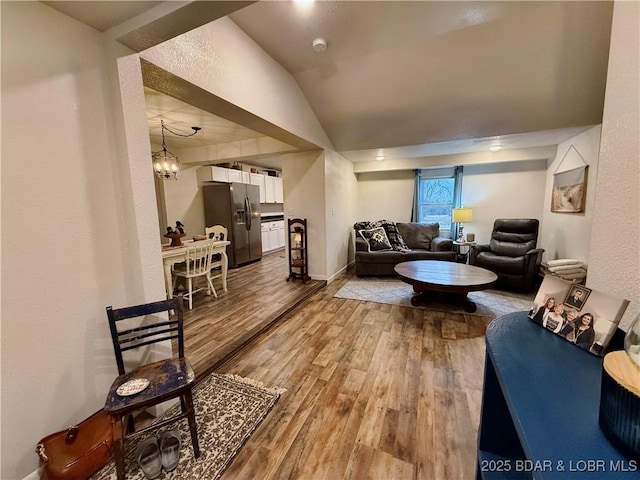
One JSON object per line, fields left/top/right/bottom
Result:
{"left": 2, "top": 1, "right": 638, "bottom": 479}
{"left": 158, "top": 122, "right": 598, "bottom": 275}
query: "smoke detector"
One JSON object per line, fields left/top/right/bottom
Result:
{"left": 312, "top": 37, "right": 327, "bottom": 52}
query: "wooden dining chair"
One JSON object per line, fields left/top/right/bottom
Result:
{"left": 171, "top": 240, "right": 217, "bottom": 309}
{"left": 205, "top": 224, "right": 227, "bottom": 242}
{"left": 104, "top": 298, "right": 200, "bottom": 480}
{"left": 204, "top": 225, "right": 229, "bottom": 293}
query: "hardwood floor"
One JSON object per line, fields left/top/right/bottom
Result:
{"left": 182, "top": 249, "right": 325, "bottom": 379}
{"left": 183, "top": 251, "right": 491, "bottom": 479}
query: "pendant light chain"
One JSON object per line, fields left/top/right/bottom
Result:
{"left": 152, "top": 120, "right": 201, "bottom": 180}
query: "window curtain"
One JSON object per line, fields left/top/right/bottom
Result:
{"left": 411, "top": 169, "right": 421, "bottom": 222}
{"left": 452, "top": 165, "right": 464, "bottom": 239}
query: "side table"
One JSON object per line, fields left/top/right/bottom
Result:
{"left": 453, "top": 240, "right": 475, "bottom": 263}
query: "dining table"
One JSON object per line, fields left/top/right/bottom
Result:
{"left": 161, "top": 239, "right": 230, "bottom": 299}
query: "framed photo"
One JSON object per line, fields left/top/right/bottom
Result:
{"left": 528, "top": 276, "right": 629, "bottom": 357}
{"left": 563, "top": 285, "right": 591, "bottom": 311}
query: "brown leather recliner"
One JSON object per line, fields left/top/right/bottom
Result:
{"left": 469, "top": 218, "right": 544, "bottom": 292}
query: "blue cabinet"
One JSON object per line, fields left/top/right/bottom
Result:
{"left": 477, "top": 312, "right": 635, "bottom": 479}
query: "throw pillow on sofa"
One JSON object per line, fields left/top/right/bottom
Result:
{"left": 358, "top": 227, "right": 393, "bottom": 252}
{"left": 353, "top": 220, "right": 409, "bottom": 251}
{"left": 396, "top": 222, "right": 440, "bottom": 250}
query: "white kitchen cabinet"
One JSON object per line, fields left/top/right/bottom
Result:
{"left": 261, "top": 225, "right": 269, "bottom": 252}
{"left": 199, "top": 167, "right": 282, "bottom": 203}
{"left": 250, "top": 173, "right": 266, "bottom": 203}
{"left": 274, "top": 177, "right": 284, "bottom": 203}
{"left": 267, "top": 227, "right": 278, "bottom": 250}
{"left": 264, "top": 176, "right": 275, "bottom": 203}
{"left": 263, "top": 176, "right": 284, "bottom": 204}
{"left": 276, "top": 220, "right": 285, "bottom": 247}
{"left": 199, "top": 166, "right": 252, "bottom": 185}
{"left": 197, "top": 166, "right": 228, "bottom": 183}
{"left": 261, "top": 220, "right": 285, "bottom": 252}
{"left": 226, "top": 168, "right": 244, "bottom": 184}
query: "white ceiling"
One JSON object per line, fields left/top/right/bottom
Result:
{"left": 145, "top": 87, "right": 266, "bottom": 150}
{"left": 42, "top": 1, "right": 163, "bottom": 32}
{"left": 43, "top": 0, "right": 614, "bottom": 167}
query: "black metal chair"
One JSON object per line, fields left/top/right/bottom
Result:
{"left": 104, "top": 298, "right": 200, "bottom": 479}
{"left": 469, "top": 218, "right": 544, "bottom": 292}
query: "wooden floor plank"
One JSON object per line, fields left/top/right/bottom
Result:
{"left": 182, "top": 250, "right": 325, "bottom": 378}
{"left": 184, "top": 252, "right": 494, "bottom": 479}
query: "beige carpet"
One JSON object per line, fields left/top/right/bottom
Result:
{"left": 93, "top": 373, "right": 285, "bottom": 480}
{"left": 334, "top": 277, "right": 534, "bottom": 318}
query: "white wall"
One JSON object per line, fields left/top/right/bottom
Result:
{"left": 282, "top": 151, "right": 327, "bottom": 279}
{"left": 141, "top": 17, "right": 333, "bottom": 151}
{"left": 161, "top": 164, "right": 205, "bottom": 239}
{"left": 588, "top": 1, "right": 640, "bottom": 330}
{"left": 355, "top": 161, "right": 547, "bottom": 245}
{"left": 324, "top": 151, "right": 359, "bottom": 280}
{"left": 115, "top": 54, "right": 167, "bottom": 303}
{"left": 356, "top": 170, "right": 415, "bottom": 222}
{"left": 462, "top": 160, "right": 547, "bottom": 244}
{"left": 540, "top": 126, "right": 601, "bottom": 263}
{"left": 1, "top": 3, "right": 147, "bottom": 477}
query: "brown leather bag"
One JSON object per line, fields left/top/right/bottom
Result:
{"left": 36, "top": 409, "right": 113, "bottom": 480}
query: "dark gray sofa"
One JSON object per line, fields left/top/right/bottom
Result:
{"left": 354, "top": 221, "right": 455, "bottom": 276}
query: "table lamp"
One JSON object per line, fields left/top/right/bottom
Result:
{"left": 452, "top": 207, "right": 472, "bottom": 241}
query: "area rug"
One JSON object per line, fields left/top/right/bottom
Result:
{"left": 93, "top": 373, "right": 286, "bottom": 480}
{"left": 334, "top": 277, "right": 534, "bottom": 318}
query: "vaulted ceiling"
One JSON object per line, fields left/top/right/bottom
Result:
{"left": 44, "top": 1, "right": 614, "bottom": 165}
{"left": 230, "top": 1, "right": 613, "bottom": 153}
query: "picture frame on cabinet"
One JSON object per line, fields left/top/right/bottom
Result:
{"left": 528, "top": 276, "right": 629, "bottom": 357}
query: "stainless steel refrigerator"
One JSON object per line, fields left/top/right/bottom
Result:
{"left": 203, "top": 183, "right": 262, "bottom": 268}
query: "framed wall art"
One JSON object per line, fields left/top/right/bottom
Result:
{"left": 551, "top": 145, "right": 588, "bottom": 213}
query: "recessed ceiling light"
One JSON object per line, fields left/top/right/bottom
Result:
{"left": 489, "top": 145, "right": 502, "bottom": 152}
{"left": 376, "top": 155, "right": 385, "bottom": 161}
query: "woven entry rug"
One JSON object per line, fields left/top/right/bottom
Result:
{"left": 334, "top": 277, "right": 534, "bottom": 318}
{"left": 93, "top": 373, "right": 285, "bottom": 480}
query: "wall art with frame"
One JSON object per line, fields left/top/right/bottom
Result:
{"left": 551, "top": 145, "right": 589, "bottom": 213}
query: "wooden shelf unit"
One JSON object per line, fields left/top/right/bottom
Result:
{"left": 287, "top": 218, "right": 310, "bottom": 282}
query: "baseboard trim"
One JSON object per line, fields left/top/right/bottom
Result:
{"left": 327, "top": 261, "right": 352, "bottom": 284}
{"left": 24, "top": 469, "right": 39, "bottom": 480}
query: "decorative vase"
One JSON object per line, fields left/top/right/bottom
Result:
{"left": 599, "top": 313, "right": 640, "bottom": 459}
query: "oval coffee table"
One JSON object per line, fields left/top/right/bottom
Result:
{"left": 394, "top": 260, "right": 498, "bottom": 312}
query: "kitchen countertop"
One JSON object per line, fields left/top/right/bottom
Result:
{"left": 261, "top": 212, "right": 284, "bottom": 218}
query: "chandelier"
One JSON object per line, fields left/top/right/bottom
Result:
{"left": 152, "top": 120, "right": 201, "bottom": 179}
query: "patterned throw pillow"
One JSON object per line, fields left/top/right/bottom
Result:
{"left": 377, "top": 220, "right": 409, "bottom": 251}
{"left": 354, "top": 220, "right": 409, "bottom": 251}
{"left": 358, "top": 227, "right": 393, "bottom": 252}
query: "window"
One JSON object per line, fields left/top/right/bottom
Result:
{"left": 414, "top": 167, "right": 462, "bottom": 238}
